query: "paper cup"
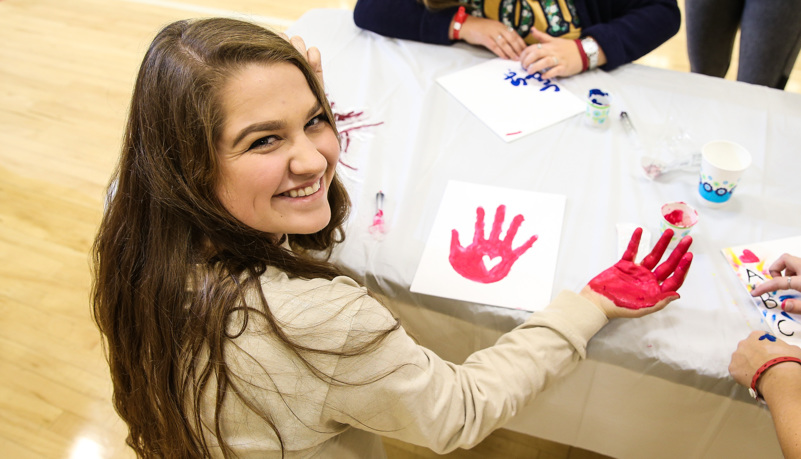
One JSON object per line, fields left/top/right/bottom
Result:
{"left": 585, "top": 88, "right": 610, "bottom": 128}
{"left": 660, "top": 201, "right": 698, "bottom": 246}
{"left": 697, "top": 140, "right": 751, "bottom": 207}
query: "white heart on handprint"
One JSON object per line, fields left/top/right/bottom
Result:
{"left": 482, "top": 254, "right": 502, "bottom": 271}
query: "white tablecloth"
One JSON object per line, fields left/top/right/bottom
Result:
{"left": 288, "top": 9, "right": 801, "bottom": 458}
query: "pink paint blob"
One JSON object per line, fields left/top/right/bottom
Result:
{"left": 740, "top": 249, "right": 760, "bottom": 263}
{"left": 368, "top": 209, "right": 385, "bottom": 234}
{"left": 664, "top": 210, "right": 685, "bottom": 225}
{"left": 661, "top": 202, "right": 698, "bottom": 228}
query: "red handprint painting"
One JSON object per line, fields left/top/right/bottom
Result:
{"left": 410, "top": 181, "right": 566, "bottom": 312}
{"left": 449, "top": 205, "right": 538, "bottom": 283}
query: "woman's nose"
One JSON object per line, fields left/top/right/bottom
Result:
{"left": 288, "top": 135, "right": 327, "bottom": 177}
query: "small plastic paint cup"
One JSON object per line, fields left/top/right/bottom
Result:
{"left": 585, "top": 88, "right": 610, "bottom": 128}
{"left": 697, "top": 140, "right": 751, "bottom": 207}
{"left": 660, "top": 201, "right": 698, "bottom": 247}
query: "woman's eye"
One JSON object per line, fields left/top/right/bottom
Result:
{"left": 248, "top": 136, "right": 277, "bottom": 151}
{"left": 305, "top": 114, "right": 327, "bottom": 129}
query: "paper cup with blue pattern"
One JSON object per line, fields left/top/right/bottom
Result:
{"left": 585, "top": 88, "right": 610, "bottom": 128}
{"left": 697, "top": 140, "right": 751, "bottom": 207}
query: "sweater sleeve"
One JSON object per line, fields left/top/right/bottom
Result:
{"left": 322, "top": 290, "right": 608, "bottom": 454}
{"left": 580, "top": 0, "right": 681, "bottom": 70}
{"left": 353, "top": 0, "right": 457, "bottom": 45}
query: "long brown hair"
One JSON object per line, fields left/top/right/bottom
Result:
{"left": 92, "top": 18, "right": 396, "bottom": 458}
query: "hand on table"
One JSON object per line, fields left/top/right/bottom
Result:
{"left": 729, "top": 330, "right": 801, "bottom": 388}
{"left": 519, "top": 29, "right": 584, "bottom": 79}
{"left": 449, "top": 205, "right": 538, "bottom": 284}
{"left": 729, "top": 331, "right": 801, "bottom": 459}
{"left": 458, "top": 16, "right": 527, "bottom": 60}
{"left": 750, "top": 253, "right": 801, "bottom": 313}
{"left": 582, "top": 228, "right": 693, "bottom": 319}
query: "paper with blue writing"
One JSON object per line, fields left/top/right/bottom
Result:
{"left": 721, "top": 236, "right": 801, "bottom": 347}
{"left": 436, "top": 58, "right": 584, "bottom": 142}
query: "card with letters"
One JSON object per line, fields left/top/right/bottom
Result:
{"left": 410, "top": 181, "right": 566, "bottom": 311}
{"left": 721, "top": 236, "right": 801, "bottom": 346}
{"left": 436, "top": 58, "right": 584, "bottom": 142}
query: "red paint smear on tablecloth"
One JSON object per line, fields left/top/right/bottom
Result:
{"left": 329, "top": 100, "right": 384, "bottom": 170}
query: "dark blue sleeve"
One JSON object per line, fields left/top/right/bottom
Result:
{"left": 353, "top": 0, "right": 458, "bottom": 45}
{"left": 577, "top": 0, "right": 681, "bottom": 70}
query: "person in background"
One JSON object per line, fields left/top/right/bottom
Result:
{"left": 729, "top": 253, "right": 801, "bottom": 457}
{"left": 92, "top": 17, "right": 693, "bottom": 457}
{"left": 685, "top": 0, "right": 801, "bottom": 90}
{"left": 353, "top": 0, "right": 680, "bottom": 79}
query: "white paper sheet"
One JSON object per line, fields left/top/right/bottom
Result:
{"left": 436, "top": 58, "right": 585, "bottom": 142}
{"left": 411, "top": 181, "right": 566, "bottom": 311}
{"left": 721, "top": 236, "right": 801, "bottom": 346}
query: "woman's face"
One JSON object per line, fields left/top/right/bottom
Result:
{"left": 215, "top": 62, "right": 340, "bottom": 239}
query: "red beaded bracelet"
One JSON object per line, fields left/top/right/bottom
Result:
{"left": 575, "top": 39, "right": 589, "bottom": 72}
{"left": 453, "top": 6, "right": 468, "bottom": 40}
{"left": 749, "top": 356, "right": 801, "bottom": 401}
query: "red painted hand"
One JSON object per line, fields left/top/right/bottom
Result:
{"left": 587, "top": 228, "right": 693, "bottom": 313}
{"left": 449, "top": 205, "right": 538, "bottom": 284}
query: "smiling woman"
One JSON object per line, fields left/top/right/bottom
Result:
{"left": 91, "top": 18, "right": 369, "bottom": 457}
{"left": 91, "top": 16, "right": 692, "bottom": 459}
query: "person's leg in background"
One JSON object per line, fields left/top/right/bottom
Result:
{"left": 738, "top": 0, "right": 801, "bottom": 89}
{"left": 685, "top": 0, "right": 744, "bottom": 78}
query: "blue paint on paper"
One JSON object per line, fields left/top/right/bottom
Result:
{"left": 781, "top": 311, "right": 799, "bottom": 322}
{"left": 504, "top": 70, "right": 560, "bottom": 92}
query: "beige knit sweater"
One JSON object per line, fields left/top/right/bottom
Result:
{"left": 195, "top": 266, "right": 608, "bottom": 457}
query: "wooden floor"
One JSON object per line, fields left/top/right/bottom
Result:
{"left": 0, "top": 1, "right": 796, "bottom": 458}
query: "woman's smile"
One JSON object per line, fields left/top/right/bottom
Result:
{"left": 278, "top": 177, "right": 323, "bottom": 199}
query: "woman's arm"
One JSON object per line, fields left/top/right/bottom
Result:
{"left": 323, "top": 229, "right": 691, "bottom": 452}
{"left": 323, "top": 289, "right": 608, "bottom": 454}
{"left": 578, "top": 0, "right": 680, "bottom": 70}
{"left": 353, "top": 0, "right": 456, "bottom": 44}
{"left": 730, "top": 331, "right": 801, "bottom": 458}
{"left": 761, "top": 363, "right": 801, "bottom": 458}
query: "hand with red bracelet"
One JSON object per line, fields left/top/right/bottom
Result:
{"left": 729, "top": 330, "right": 801, "bottom": 392}
{"left": 728, "top": 331, "right": 801, "bottom": 457}
{"left": 580, "top": 228, "right": 693, "bottom": 319}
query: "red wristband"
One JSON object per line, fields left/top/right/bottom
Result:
{"left": 452, "top": 6, "right": 467, "bottom": 40}
{"left": 575, "top": 39, "right": 588, "bottom": 72}
{"left": 749, "top": 356, "right": 801, "bottom": 401}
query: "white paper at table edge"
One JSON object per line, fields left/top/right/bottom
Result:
{"left": 436, "top": 58, "right": 585, "bottom": 142}
{"left": 720, "top": 235, "right": 801, "bottom": 346}
{"left": 409, "top": 180, "right": 566, "bottom": 311}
